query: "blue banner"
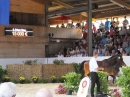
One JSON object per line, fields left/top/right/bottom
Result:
{"left": 0, "top": 0, "right": 10, "bottom": 25}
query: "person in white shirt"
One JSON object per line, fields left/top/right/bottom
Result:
{"left": 0, "top": 82, "right": 16, "bottom": 97}
{"left": 123, "top": 16, "right": 129, "bottom": 28}
{"left": 89, "top": 52, "right": 104, "bottom": 97}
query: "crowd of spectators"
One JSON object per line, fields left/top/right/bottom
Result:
{"left": 56, "top": 16, "right": 130, "bottom": 57}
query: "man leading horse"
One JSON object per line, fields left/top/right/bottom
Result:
{"left": 78, "top": 53, "right": 126, "bottom": 96}
{"left": 89, "top": 52, "right": 104, "bottom": 97}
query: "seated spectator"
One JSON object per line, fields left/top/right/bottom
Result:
{"left": 122, "top": 38, "right": 128, "bottom": 49}
{"left": 66, "top": 52, "right": 71, "bottom": 57}
{"left": 69, "top": 48, "right": 75, "bottom": 55}
{"left": 106, "top": 35, "right": 112, "bottom": 43}
{"left": 111, "top": 50, "right": 116, "bottom": 56}
{"left": 75, "top": 46, "right": 80, "bottom": 53}
{"left": 57, "top": 52, "right": 64, "bottom": 58}
{"left": 0, "top": 82, "right": 16, "bottom": 97}
{"left": 101, "top": 45, "right": 106, "bottom": 55}
{"left": 35, "top": 88, "right": 53, "bottom": 97}
{"left": 101, "top": 35, "right": 107, "bottom": 45}
{"left": 119, "top": 27, "right": 126, "bottom": 37}
{"left": 77, "top": 52, "right": 82, "bottom": 57}
{"left": 98, "top": 49, "right": 103, "bottom": 56}
{"left": 104, "top": 50, "right": 110, "bottom": 56}
{"left": 81, "top": 52, "right": 86, "bottom": 57}
{"left": 124, "top": 43, "right": 130, "bottom": 54}
{"left": 118, "top": 45, "right": 123, "bottom": 53}
{"left": 61, "top": 23, "right": 65, "bottom": 28}
{"left": 110, "top": 27, "right": 115, "bottom": 36}
{"left": 80, "top": 46, "right": 85, "bottom": 53}
{"left": 122, "top": 50, "right": 128, "bottom": 56}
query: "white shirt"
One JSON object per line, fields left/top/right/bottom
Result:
{"left": 89, "top": 57, "right": 98, "bottom": 72}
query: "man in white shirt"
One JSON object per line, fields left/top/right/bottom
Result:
{"left": 89, "top": 52, "right": 104, "bottom": 97}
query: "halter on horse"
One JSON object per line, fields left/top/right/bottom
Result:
{"left": 78, "top": 54, "right": 126, "bottom": 83}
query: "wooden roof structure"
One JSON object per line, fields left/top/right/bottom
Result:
{"left": 32, "top": 0, "right": 130, "bottom": 25}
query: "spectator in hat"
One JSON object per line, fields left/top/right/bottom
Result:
{"left": 35, "top": 88, "right": 53, "bottom": 97}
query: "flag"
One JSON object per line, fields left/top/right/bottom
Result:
{"left": 0, "top": 0, "right": 10, "bottom": 25}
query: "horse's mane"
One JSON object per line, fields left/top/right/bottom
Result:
{"left": 107, "top": 54, "right": 122, "bottom": 60}
{"left": 102, "top": 54, "right": 123, "bottom": 67}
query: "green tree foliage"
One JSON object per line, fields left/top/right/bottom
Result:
{"left": 116, "top": 66, "right": 130, "bottom": 97}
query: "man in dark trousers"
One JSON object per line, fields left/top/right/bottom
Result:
{"left": 89, "top": 52, "right": 104, "bottom": 97}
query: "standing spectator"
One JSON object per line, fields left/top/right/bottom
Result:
{"left": 92, "top": 25, "right": 96, "bottom": 33}
{"left": 123, "top": 16, "right": 129, "bottom": 28}
{"left": 111, "top": 18, "right": 116, "bottom": 29}
{"left": 115, "top": 17, "right": 120, "bottom": 28}
{"left": 105, "top": 18, "right": 111, "bottom": 30}
{"left": 99, "top": 21, "right": 105, "bottom": 31}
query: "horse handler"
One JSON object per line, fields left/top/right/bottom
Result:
{"left": 89, "top": 52, "right": 104, "bottom": 97}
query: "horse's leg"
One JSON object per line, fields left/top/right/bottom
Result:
{"left": 112, "top": 75, "right": 115, "bottom": 84}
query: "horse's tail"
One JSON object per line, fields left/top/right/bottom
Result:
{"left": 78, "top": 61, "right": 87, "bottom": 78}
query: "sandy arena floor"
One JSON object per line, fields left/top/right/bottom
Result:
{"left": 16, "top": 83, "right": 119, "bottom": 97}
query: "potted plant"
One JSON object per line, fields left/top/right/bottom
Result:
{"left": 50, "top": 76, "right": 57, "bottom": 83}
{"left": 19, "top": 76, "right": 25, "bottom": 84}
{"left": 55, "top": 85, "right": 66, "bottom": 94}
{"left": 3, "top": 76, "right": 10, "bottom": 82}
{"left": 64, "top": 72, "right": 81, "bottom": 95}
{"left": 32, "top": 76, "right": 38, "bottom": 83}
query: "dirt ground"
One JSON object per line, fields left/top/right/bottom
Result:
{"left": 16, "top": 83, "right": 119, "bottom": 97}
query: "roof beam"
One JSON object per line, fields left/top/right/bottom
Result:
{"left": 53, "top": 0, "right": 74, "bottom": 9}
{"left": 31, "top": 0, "right": 53, "bottom": 5}
{"left": 110, "top": 0, "right": 130, "bottom": 10}
{"left": 48, "top": 4, "right": 98, "bottom": 17}
{"left": 93, "top": 8, "right": 130, "bottom": 18}
{"left": 93, "top": 5, "right": 120, "bottom": 12}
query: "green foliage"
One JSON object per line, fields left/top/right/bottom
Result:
{"left": 57, "top": 76, "right": 66, "bottom": 83}
{"left": 95, "top": 71, "right": 109, "bottom": 93}
{"left": 64, "top": 72, "right": 81, "bottom": 92}
{"left": 50, "top": 76, "right": 57, "bottom": 83}
{"left": 116, "top": 66, "right": 130, "bottom": 97}
{"left": 11, "top": 79, "right": 18, "bottom": 84}
{"left": 72, "top": 63, "right": 80, "bottom": 73}
{"left": 3, "top": 76, "right": 10, "bottom": 82}
{"left": 39, "top": 79, "right": 48, "bottom": 83}
{"left": 53, "top": 59, "right": 64, "bottom": 65}
{"left": 19, "top": 76, "right": 26, "bottom": 83}
{"left": 0, "top": 66, "right": 8, "bottom": 82}
{"left": 23, "top": 59, "right": 37, "bottom": 65}
{"left": 32, "top": 76, "right": 38, "bottom": 83}
{"left": 25, "top": 79, "right": 31, "bottom": 83}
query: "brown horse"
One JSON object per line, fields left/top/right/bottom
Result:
{"left": 78, "top": 54, "right": 126, "bottom": 83}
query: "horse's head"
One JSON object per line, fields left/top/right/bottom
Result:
{"left": 110, "top": 54, "right": 126, "bottom": 67}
